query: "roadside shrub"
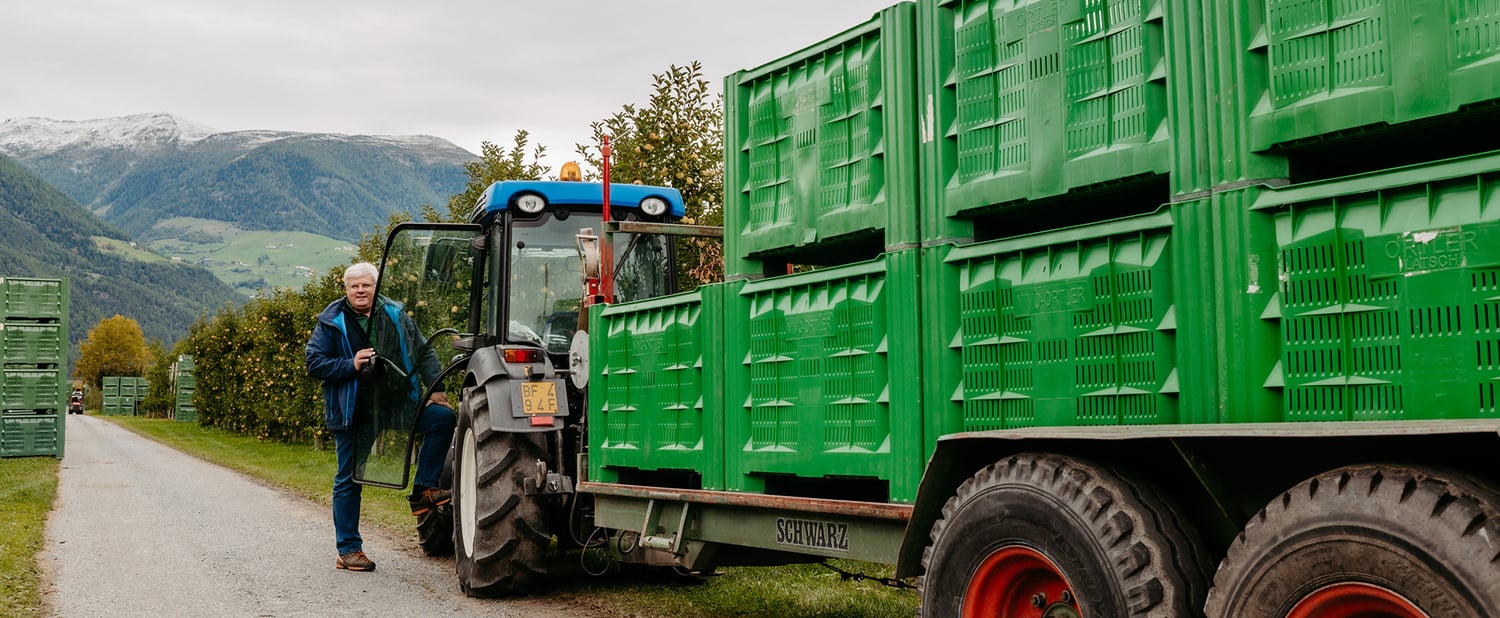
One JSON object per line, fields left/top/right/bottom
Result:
{"left": 181, "top": 269, "right": 342, "bottom": 444}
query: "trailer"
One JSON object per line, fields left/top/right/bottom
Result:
{"left": 359, "top": 1, "right": 1500, "bottom": 614}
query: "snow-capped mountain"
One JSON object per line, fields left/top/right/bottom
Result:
{"left": 0, "top": 113, "right": 219, "bottom": 156}
{"left": 0, "top": 112, "right": 469, "bottom": 162}
{"left": 0, "top": 113, "right": 476, "bottom": 242}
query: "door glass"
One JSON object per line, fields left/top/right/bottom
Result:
{"left": 354, "top": 223, "right": 481, "bottom": 488}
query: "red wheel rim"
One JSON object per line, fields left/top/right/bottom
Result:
{"left": 1287, "top": 582, "right": 1429, "bottom": 618}
{"left": 962, "top": 545, "right": 1081, "bottom": 618}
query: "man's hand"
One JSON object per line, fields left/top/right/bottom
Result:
{"left": 354, "top": 348, "right": 376, "bottom": 371}
{"left": 427, "top": 391, "right": 450, "bottom": 408}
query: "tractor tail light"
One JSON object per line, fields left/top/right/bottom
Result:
{"left": 504, "top": 348, "right": 541, "bottom": 364}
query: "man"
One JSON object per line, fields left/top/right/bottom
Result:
{"left": 305, "top": 261, "right": 456, "bottom": 572}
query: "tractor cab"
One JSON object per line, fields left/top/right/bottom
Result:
{"left": 351, "top": 167, "right": 686, "bottom": 492}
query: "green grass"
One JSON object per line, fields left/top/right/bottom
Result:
{"left": 143, "top": 217, "right": 356, "bottom": 296}
{"left": 0, "top": 456, "right": 59, "bottom": 618}
{"left": 90, "top": 235, "right": 170, "bottom": 263}
{"left": 99, "top": 416, "right": 920, "bottom": 616}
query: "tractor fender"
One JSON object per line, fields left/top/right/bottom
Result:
{"left": 465, "top": 344, "right": 570, "bottom": 434}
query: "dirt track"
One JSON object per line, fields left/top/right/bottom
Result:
{"left": 39, "top": 414, "right": 598, "bottom": 617}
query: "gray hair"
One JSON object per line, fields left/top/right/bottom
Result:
{"left": 343, "top": 262, "right": 379, "bottom": 286}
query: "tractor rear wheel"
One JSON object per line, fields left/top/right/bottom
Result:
{"left": 453, "top": 386, "right": 552, "bottom": 596}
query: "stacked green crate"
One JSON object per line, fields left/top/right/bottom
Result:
{"left": 723, "top": 2, "right": 920, "bottom": 277}
{"left": 0, "top": 322, "right": 64, "bottom": 366}
{"left": 2, "top": 368, "right": 62, "bottom": 412}
{"left": 101, "top": 377, "right": 148, "bottom": 416}
{"left": 926, "top": 211, "right": 1184, "bottom": 432}
{"left": 1184, "top": 0, "right": 1500, "bottom": 188}
{"left": 102, "top": 376, "right": 124, "bottom": 416}
{"left": 722, "top": 250, "right": 925, "bottom": 502}
{"left": 1234, "top": 0, "right": 1500, "bottom": 153}
{"left": 0, "top": 277, "right": 66, "bottom": 322}
{"left": 918, "top": 0, "right": 1174, "bottom": 241}
{"left": 589, "top": 286, "right": 728, "bottom": 489}
{"left": 1249, "top": 152, "right": 1500, "bottom": 422}
{"left": 174, "top": 355, "right": 196, "bottom": 422}
{"left": 0, "top": 277, "right": 67, "bottom": 458}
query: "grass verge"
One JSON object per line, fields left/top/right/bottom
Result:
{"left": 102, "top": 416, "right": 920, "bottom": 617}
{"left": 0, "top": 456, "right": 59, "bottom": 618}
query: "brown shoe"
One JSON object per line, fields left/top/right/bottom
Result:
{"left": 336, "top": 550, "right": 376, "bottom": 571}
{"left": 409, "top": 487, "right": 452, "bottom": 516}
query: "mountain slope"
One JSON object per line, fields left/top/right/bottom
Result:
{"left": 0, "top": 114, "right": 474, "bottom": 242}
{"left": 0, "top": 152, "right": 242, "bottom": 346}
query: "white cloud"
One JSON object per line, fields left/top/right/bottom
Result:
{"left": 0, "top": 0, "right": 895, "bottom": 166}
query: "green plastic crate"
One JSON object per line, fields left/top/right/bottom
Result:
{"left": 724, "top": 2, "right": 920, "bottom": 270}
{"left": 1, "top": 414, "right": 62, "bottom": 458}
{"left": 1229, "top": 0, "right": 1500, "bottom": 151}
{"left": 0, "top": 277, "right": 66, "bottom": 322}
{"left": 589, "top": 284, "right": 728, "bottom": 489}
{"left": 175, "top": 404, "right": 197, "bottom": 423}
{"left": 1253, "top": 150, "right": 1500, "bottom": 421}
{"left": 938, "top": 210, "right": 1181, "bottom": 430}
{"left": 1, "top": 368, "right": 61, "bottom": 411}
{"left": 919, "top": 0, "right": 1172, "bottom": 234}
{"left": 723, "top": 250, "right": 925, "bottom": 502}
{"left": 0, "top": 322, "right": 64, "bottom": 366}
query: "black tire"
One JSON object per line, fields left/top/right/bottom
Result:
{"left": 453, "top": 386, "right": 552, "bottom": 596}
{"left": 919, "top": 452, "right": 1208, "bottom": 617}
{"left": 416, "top": 503, "right": 454, "bottom": 556}
{"left": 1205, "top": 464, "right": 1500, "bottom": 617}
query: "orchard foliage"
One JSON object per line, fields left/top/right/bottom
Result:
{"left": 574, "top": 62, "right": 726, "bottom": 290}
{"left": 139, "top": 340, "right": 175, "bottom": 418}
{"left": 444, "top": 130, "right": 551, "bottom": 222}
{"left": 179, "top": 271, "right": 343, "bottom": 442}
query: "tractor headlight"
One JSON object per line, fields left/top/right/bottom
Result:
{"left": 640, "top": 197, "right": 668, "bottom": 217}
{"left": 516, "top": 193, "right": 547, "bottom": 214}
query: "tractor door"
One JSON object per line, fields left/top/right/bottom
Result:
{"left": 354, "top": 223, "right": 484, "bottom": 488}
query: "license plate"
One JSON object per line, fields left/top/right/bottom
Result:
{"left": 519, "top": 381, "right": 559, "bottom": 415}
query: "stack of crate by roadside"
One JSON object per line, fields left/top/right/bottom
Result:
{"left": 590, "top": 0, "right": 1500, "bottom": 505}
{"left": 172, "top": 355, "right": 196, "bottom": 422}
{"left": 0, "top": 277, "right": 68, "bottom": 458}
{"left": 101, "top": 376, "right": 148, "bottom": 416}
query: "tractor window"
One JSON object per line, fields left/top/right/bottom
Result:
{"left": 508, "top": 214, "right": 672, "bottom": 352}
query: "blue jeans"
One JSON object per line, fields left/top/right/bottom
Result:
{"left": 412, "top": 403, "right": 456, "bottom": 489}
{"left": 332, "top": 403, "right": 456, "bottom": 555}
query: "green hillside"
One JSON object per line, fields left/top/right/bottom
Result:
{"left": 0, "top": 153, "right": 241, "bottom": 347}
{"left": 145, "top": 218, "right": 356, "bottom": 295}
{"left": 14, "top": 130, "right": 471, "bottom": 243}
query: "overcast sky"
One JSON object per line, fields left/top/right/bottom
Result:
{"left": 0, "top": 0, "right": 896, "bottom": 166}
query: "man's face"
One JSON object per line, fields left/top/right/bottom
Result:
{"left": 345, "top": 275, "right": 375, "bottom": 314}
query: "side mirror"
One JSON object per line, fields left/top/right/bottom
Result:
{"left": 576, "top": 228, "right": 601, "bottom": 282}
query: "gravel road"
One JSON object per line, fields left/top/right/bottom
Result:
{"left": 40, "top": 414, "right": 602, "bottom": 617}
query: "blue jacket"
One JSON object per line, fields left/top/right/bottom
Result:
{"left": 305, "top": 296, "right": 436, "bottom": 431}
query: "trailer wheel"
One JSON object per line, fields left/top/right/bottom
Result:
{"left": 919, "top": 452, "right": 1207, "bottom": 617}
{"left": 453, "top": 387, "right": 552, "bottom": 596}
{"left": 1205, "top": 464, "right": 1500, "bottom": 617}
